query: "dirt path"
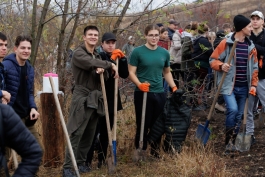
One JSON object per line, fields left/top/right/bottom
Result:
{"left": 189, "top": 108, "right": 265, "bottom": 177}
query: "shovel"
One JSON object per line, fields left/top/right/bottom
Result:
{"left": 133, "top": 91, "right": 147, "bottom": 162}
{"left": 49, "top": 76, "right": 80, "bottom": 177}
{"left": 235, "top": 99, "right": 251, "bottom": 152}
{"left": 112, "top": 59, "right": 119, "bottom": 166}
{"left": 195, "top": 40, "right": 238, "bottom": 145}
{"left": 100, "top": 73, "right": 115, "bottom": 174}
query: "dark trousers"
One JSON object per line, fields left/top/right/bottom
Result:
{"left": 217, "top": 95, "right": 225, "bottom": 105}
{"left": 134, "top": 91, "right": 166, "bottom": 156}
{"left": 86, "top": 114, "right": 114, "bottom": 164}
{"left": 171, "top": 63, "right": 184, "bottom": 88}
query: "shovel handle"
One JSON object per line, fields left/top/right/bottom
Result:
{"left": 49, "top": 77, "right": 80, "bottom": 177}
{"left": 243, "top": 98, "right": 248, "bottom": 125}
{"left": 139, "top": 92, "right": 147, "bottom": 149}
{"left": 207, "top": 41, "right": 238, "bottom": 121}
{"left": 11, "top": 149, "right": 18, "bottom": 169}
{"left": 113, "top": 59, "right": 119, "bottom": 141}
{"left": 100, "top": 73, "right": 113, "bottom": 147}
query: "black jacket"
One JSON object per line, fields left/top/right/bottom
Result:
{"left": 250, "top": 29, "right": 265, "bottom": 80}
{"left": 99, "top": 48, "right": 129, "bottom": 113}
{"left": 0, "top": 104, "right": 42, "bottom": 176}
{"left": 213, "top": 30, "right": 225, "bottom": 49}
{"left": 148, "top": 90, "right": 192, "bottom": 152}
{"left": 192, "top": 36, "right": 213, "bottom": 67}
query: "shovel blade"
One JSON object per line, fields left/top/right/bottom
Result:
{"left": 195, "top": 124, "right": 211, "bottom": 145}
{"left": 112, "top": 140, "right": 117, "bottom": 166}
{"left": 235, "top": 133, "right": 252, "bottom": 152}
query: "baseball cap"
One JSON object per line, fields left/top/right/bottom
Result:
{"left": 168, "top": 19, "right": 180, "bottom": 25}
{"left": 250, "top": 11, "right": 264, "bottom": 20}
{"left": 102, "top": 32, "right": 116, "bottom": 42}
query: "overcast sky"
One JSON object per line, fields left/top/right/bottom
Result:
{"left": 128, "top": 0, "right": 195, "bottom": 13}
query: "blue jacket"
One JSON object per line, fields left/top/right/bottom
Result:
{"left": 0, "top": 104, "right": 42, "bottom": 176}
{"left": 2, "top": 53, "right": 37, "bottom": 109}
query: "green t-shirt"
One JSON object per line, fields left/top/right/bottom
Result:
{"left": 129, "top": 45, "right": 170, "bottom": 93}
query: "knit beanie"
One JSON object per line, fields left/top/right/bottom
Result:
{"left": 233, "top": 15, "right": 251, "bottom": 32}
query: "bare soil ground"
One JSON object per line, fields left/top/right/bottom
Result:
{"left": 188, "top": 107, "right": 265, "bottom": 177}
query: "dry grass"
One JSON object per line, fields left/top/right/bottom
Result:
{"left": 31, "top": 76, "right": 232, "bottom": 177}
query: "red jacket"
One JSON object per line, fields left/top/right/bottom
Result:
{"left": 158, "top": 40, "right": 169, "bottom": 50}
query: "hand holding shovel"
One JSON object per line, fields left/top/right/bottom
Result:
{"left": 195, "top": 40, "right": 238, "bottom": 145}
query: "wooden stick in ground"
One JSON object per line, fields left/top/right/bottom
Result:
{"left": 49, "top": 76, "right": 80, "bottom": 177}
{"left": 207, "top": 40, "right": 238, "bottom": 121}
{"left": 11, "top": 149, "right": 18, "bottom": 169}
{"left": 113, "top": 59, "right": 119, "bottom": 165}
{"left": 100, "top": 73, "right": 115, "bottom": 173}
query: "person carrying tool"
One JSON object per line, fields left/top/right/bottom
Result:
{"left": 128, "top": 24, "right": 177, "bottom": 158}
{"left": 85, "top": 32, "right": 129, "bottom": 169}
{"left": 62, "top": 26, "right": 119, "bottom": 176}
{"left": 209, "top": 15, "right": 258, "bottom": 152}
{"left": 246, "top": 11, "right": 265, "bottom": 146}
{"left": 0, "top": 103, "right": 42, "bottom": 177}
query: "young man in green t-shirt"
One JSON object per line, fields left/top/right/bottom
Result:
{"left": 128, "top": 24, "right": 177, "bottom": 158}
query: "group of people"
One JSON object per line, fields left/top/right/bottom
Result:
{"left": 158, "top": 11, "right": 264, "bottom": 153}
{"left": 62, "top": 23, "right": 177, "bottom": 176}
{"left": 1, "top": 9, "right": 265, "bottom": 177}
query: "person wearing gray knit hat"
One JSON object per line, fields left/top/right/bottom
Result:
{"left": 233, "top": 14, "right": 251, "bottom": 32}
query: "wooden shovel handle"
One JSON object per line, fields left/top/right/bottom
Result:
{"left": 243, "top": 98, "right": 248, "bottom": 125}
{"left": 49, "top": 76, "right": 80, "bottom": 177}
{"left": 100, "top": 73, "right": 113, "bottom": 147}
{"left": 207, "top": 41, "right": 238, "bottom": 120}
{"left": 113, "top": 59, "right": 119, "bottom": 141}
{"left": 139, "top": 92, "right": 147, "bottom": 149}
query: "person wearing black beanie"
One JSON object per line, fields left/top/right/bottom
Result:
{"left": 233, "top": 14, "right": 251, "bottom": 32}
{"left": 209, "top": 14, "right": 258, "bottom": 154}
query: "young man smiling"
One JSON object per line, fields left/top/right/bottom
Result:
{"left": 3, "top": 35, "right": 40, "bottom": 145}
{"left": 246, "top": 11, "right": 265, "bottom": 145}
{"left": 63, "top": 26, "right": 118, "bottom": 176}
{"left": 86, "top": 32, "right": 129, "bottom": 169}
{"left": 129, "top": 24, "right": 177, "bottom": 158}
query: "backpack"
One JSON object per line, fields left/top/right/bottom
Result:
{"left": 0, "top": 108, "right": 10, "bottom": 177}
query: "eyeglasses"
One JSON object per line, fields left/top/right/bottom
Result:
{"left": 147, "top": 34, "right": 159, "bottom": 38}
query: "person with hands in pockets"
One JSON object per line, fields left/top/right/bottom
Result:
{"left": 129, "top": 24, "right": 177, "bottom": 158}
{"left": 86, "top": 32, "right": 128, "bottom": 169}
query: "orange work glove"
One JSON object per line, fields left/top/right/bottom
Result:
{"left": 172, "top": 86, "right": 178, "bottom": 92}
{"left": 249, "top": 87, "right": 256, "bottom": 96}
{"left": 111, "top": 49, "right": 126, "bottom": 60}
{"left": 259, "top": 59, "right": 263, "bottom": 68}
{"left": 138, "top": 83, "right": 150, "bottom": 92}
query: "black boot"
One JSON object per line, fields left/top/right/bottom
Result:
{"left": 225, "top": 127, "right": 236, "bottom": 153}
{"left": 225, "top": 127, "right": 234, "bottom": 145}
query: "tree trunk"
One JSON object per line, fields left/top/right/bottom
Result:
{"left": 31, "top": 0, "right": 51, "bottom": 66}
{"left": 23, "top": 0, "right": 28, "bottom": 35}
{"left": 112, "top": 0, "right": 131, "bottom": 34}
{"left": 56, "top": 0, "right": 69, "bottom": 74}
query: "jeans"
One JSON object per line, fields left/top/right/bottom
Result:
{"left": 246, "top": 79, "right": 265, "bottom": 135}
{"left": 223, "top": 86, "right": 248, "bottom": 133}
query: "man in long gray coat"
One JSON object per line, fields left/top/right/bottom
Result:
{"left": 62, "top": 25, "right": 118, "bottom": 177}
